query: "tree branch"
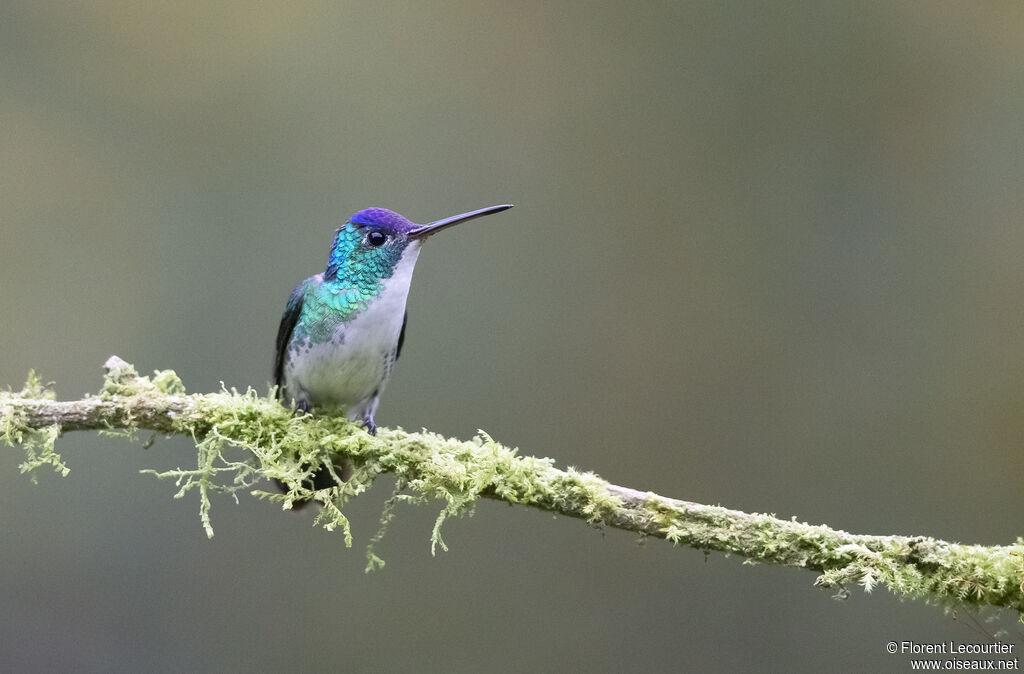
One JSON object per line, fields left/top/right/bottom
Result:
{"left": 2, "top": 356, "right": 1022, "bottom": 615}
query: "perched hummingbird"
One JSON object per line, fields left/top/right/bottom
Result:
{"left": 274, "top": 204, "right": 513, "bottom": 435}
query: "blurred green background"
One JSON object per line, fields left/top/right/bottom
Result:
{"left": 2, "top": 1, "right": 1022, "bottom": 671}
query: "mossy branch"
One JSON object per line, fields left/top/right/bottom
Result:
{"left": 2, "top": 357, "right": 1022, "bottom": 617}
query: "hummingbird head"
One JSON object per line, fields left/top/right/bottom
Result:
{"left": 323, "top": 204, "right": 513, "bottom": 284}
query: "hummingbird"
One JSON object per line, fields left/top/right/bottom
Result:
{"left": 273, "top": 204, "right": 513, "bottom": 436}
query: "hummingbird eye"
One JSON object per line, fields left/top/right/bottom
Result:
{"left": 366, "top": 231, "right": 388, "bottom": 247}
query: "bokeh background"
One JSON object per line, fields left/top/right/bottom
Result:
{"left": 2, "top": 2, "right": 1023, "bottom": 671}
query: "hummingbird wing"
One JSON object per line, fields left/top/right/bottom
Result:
{"left": 396, "top": 310, "right": 407, "bottom": 360}
{"left": 273, "top": 282, "right": 304, "bottom": 396}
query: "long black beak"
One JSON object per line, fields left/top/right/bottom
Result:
{"left": 408, "top": 204, "right": 513, "bottom": 239}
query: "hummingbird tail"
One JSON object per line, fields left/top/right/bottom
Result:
{"left": 275, "top": 459, "right": 353, "bottom": 511}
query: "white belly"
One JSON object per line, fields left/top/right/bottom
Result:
{"left": 287, "top": 305, "right": 403, "bottom": 409}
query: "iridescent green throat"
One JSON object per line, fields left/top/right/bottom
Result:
{"left": 294, "top": 223, "right": 408, "bottom": 344}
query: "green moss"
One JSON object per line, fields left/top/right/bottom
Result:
{"left": 17, "top": 424, "right": 66, "bottom": 482}
{"left": 0, "top": 370, "right": 68, "bottom": 482}
{"left": 138, "top": 381, "right": 369, "bottom": 539}
{"left": 151, "top": 369, "right": 186, "bottom": 395}
{"left": 100, "top": 359, "right": 142, "bottom": 397}
{"left": 3, "top": 358, "right": 1023, "bottom": 618}
{"left": 813, "top": 538, "right": 1024, "bottom": 616}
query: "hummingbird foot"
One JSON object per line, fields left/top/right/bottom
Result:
{"left": 355, "top": 394, "right": 380, "bottom": 435}
{"left": 362, "top": 416, "right": 377, "bottom": 436}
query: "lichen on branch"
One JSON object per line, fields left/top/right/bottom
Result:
{"left": 1, "top": 356, "right": 1022, "bottom": 617}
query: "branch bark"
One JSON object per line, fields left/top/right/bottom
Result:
{"left": 2, "top": 356, "right": 1022, "bottom": 616}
